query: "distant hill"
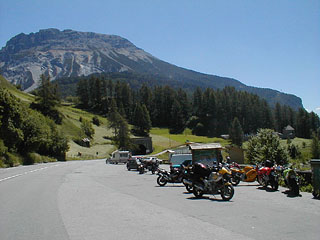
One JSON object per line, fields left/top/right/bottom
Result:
{"left": 0, "top": 28, "right": 303, "bottom": 109}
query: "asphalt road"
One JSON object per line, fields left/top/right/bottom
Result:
{"left": 0, "top": 160, "right": 319, "bottom": 240}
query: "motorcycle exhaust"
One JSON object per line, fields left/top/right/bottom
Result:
{"left": 194, "top": 183, "right": 205, "bottom": 191}
{"left": 183, "top": 179, "right": 192, "bottom": 186}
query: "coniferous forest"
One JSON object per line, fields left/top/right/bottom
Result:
{"left": 75, "top": 76, "right": 320, "bottom": 139}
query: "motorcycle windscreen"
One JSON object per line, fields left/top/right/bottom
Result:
{"left": 193, "top": 149, "right": 222, "bottom": 167}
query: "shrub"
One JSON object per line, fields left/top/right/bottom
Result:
{"left": 0, "top": 139, "right": 7, "bottom": 156}
{"left": 300, "top": 184, "right": 313, "bottom": 193}
{"left": 25, "top": 152, "right": 42, "bottom": 164}
{"left": 81, "top": 119, "right": 95, "bottom": 138}
{"left": 246, "top": 128, "right": 288, "bottom": 165}
{"left": 25, "top": 152, "right": 57, "bottom": 164}
{"left": 92, "top": 116, "right": 100, "bottom": 126}
{"left": 4, "top": 152, "right": 22, "bottom": 167}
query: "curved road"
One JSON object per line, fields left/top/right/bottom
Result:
{"left": 0, "top": 160, "right": 319, "bottom": 240}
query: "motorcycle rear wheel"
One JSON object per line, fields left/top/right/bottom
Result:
{"left": 257, "top": 176, "right": 264, "bottom": 186}
{"left": 157, "top": 176, "right": 167, "bottom": 186}
{"left": 221, "top": 185, "right": 234, "bottom": 201}
{"left": 289, "top": 179, "right": 299, "bottom": 196}
{"left": 271, "top": 180, "right": 279, "bottom": 191}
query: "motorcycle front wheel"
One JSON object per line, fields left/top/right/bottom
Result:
{"left": 231, "top": 176, "right": 240, "bottom": 186}
{"left": 193, "top": 186, "right": 204, "bottom": 198}
{"left": 221, "top": 184, "right": 234, "bottom": 201}
{"left": 186, "top": 184, "right": 193, "bottom": 193}
{"left": 157, "top": 176, "right": 167, "bottom": 186}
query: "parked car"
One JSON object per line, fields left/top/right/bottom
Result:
{"left": 126, "top": 157, "right": 142, "bottom": 171}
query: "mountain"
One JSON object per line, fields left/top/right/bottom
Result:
{"left": 0, "top": 28, "right": 303, "bottom": 109}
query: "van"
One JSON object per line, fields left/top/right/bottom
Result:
{"left": 169, "top": 154, "right": 192, "bottom": 167}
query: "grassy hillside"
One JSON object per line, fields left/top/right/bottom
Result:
{"left": 1, "top": 76, "right": 228, "bottom": 161}
{"left": 150, "top": 128, "right": 230, "bottom": 152}
{"left": 58, "top": 105, "right": 115, "bottom": 159}
{"left": 1, "top": 76, "right": 115, "bottom": 160}
{"left": 0, "top": 75, "right": 34, "bottom": 102}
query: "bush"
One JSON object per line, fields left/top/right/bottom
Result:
{"left": 0, "top": 158, "right": 5, "bottom": 168}
{"left": 300, "top": 184, "right": 313, "bottom": 193}
{"left": 92, "top": 116, "right": 100, "bottom": 126}
{"left": 246, "top": 128, "right": 288, "bottom": 165}
{"left": 0, "top": 139, "right": 7, "bottom": 156}
{"left": 25, "top": 152, "right": 42, "bottom": 164}
{"left": 25, "top": 152, "right": 57, "bottom": 164}
{"left": 81, "top": 119, "right": 95, "bottom": 138}
{"left": 4, "top": 152, "right": 22, "bottom": 167}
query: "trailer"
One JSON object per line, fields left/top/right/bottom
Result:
{"left": 106, "top": 150, "right": 131, "bottom": 164}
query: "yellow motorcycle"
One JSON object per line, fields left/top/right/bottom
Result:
{"left": 192, "top": 163, "right": 234, "bottom": 201}
{"left": 229, "top": 162, "right": 258, "bottom": 186}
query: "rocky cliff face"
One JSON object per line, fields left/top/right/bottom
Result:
{"left": 0, "top": 28, "right": 155, "bottom": 91}
{"left": 0, "top": 28, "right": 303, "bottom": 109}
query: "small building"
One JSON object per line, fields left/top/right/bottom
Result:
{"left": 226, "top": 145, "right": 244, "bottom": 164}
{"left": 132, "top": 137, "right": 153, "bottom": 155}
{"left": 283, "top": 125, "right": 295, "bottom": 139}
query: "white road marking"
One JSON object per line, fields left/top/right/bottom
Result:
{"left": 0, "top": 164, "right": 59, "bottom": 182}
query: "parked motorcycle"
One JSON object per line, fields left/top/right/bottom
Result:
{"left": 191, "top": 163, "right": 234, "bottom": 201}
{"left": 138, "top": 163, "right": 145, "bottom": 174}
{"left": 156, "top": 167, "right": 185, "bottom": 186}
{"left": 280, "top": 165, "right": 300, "bottom": 196}
{"left": 257, "top": 160, "right": 279, "bottom": 191}
{"left": 229, "top": 163, "right": 258, "bottom": 186}
{"left": 182, "top": 165, "right": 195, "bottom": 193}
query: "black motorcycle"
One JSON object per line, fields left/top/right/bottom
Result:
{"left": 280, "top": 166, "right": 300, "bottom": 196}
{"left": 156, "top": 167, "right": 185, "bottom": 186}
{"left": 191, "top": 163, "right": 234, "bottom": 201}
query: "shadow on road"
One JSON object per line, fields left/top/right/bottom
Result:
{"left": 186, "top": 196, "right": 234, "bottom": 202}
{"left": 256, "top": 186, "right": 278, "bottom": 192}
{"left": 155, "top": 185, "right": 185, "bottom": 188}
{"left": 234, "top": 183, "right": 260, "bottom": 187}
{"left": 282, "top": 190, "right": 302, "bottom": 198}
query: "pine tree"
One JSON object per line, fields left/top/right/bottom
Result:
{"left": 132, "top": 103, "right": 151, "bottom": 136}
{"left": 76, "top": 79, "right": 89, "bottom": 108}
{"left": 170, "top": 99, "right": 185, "bottom": 134}
{"left": 229, "top": 117, "right": 244, "bottom": 146}
{"left": 36, "top": 74, "right": 60, "bottom": 110}
{"left": 116, "top": 116, "right": 132, "bottom": 150}
{"left": 32, "top": 74, "right": 61, "bottom": 123}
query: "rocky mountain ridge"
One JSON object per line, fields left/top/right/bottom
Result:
{"left": 0, "top": 28, "right": 303, "bottom": 109}
{"left": 0, "top": 28, "right": 155, "bottom": 91}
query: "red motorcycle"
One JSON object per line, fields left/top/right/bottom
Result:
{"left": 257, "top": 160, "right": 279, "bottom": 191}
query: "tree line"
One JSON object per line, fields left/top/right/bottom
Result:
{"left": 76, "top": 76, "right": 320, "bottom": 139}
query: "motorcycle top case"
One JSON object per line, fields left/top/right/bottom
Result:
{"left": 193, "top": 163, "right": 211, "bottom": 178}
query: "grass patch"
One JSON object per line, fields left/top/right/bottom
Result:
{"left": 150, "top": 128, "right": 230, "bottom": 154}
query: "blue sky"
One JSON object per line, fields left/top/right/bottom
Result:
{"left": 0, "top": 0, "right": 319, "bottom": 114}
